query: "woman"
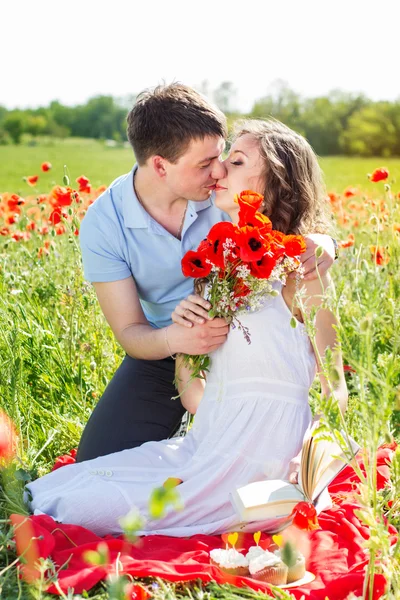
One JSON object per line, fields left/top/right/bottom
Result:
{"left": 26, "top": 120, "right": 348, "bottom": 537}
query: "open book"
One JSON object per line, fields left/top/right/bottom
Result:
{"left": 230, "top": 427, "right": 360, "bottom": 522}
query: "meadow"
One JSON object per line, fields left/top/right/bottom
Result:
{"left": 0, "top": 140, "right": 399, "bottom": 599}
{"left": 2, "top": 138, "right": 400, "bottom": 192}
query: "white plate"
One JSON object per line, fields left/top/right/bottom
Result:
{"left": 278, "top": 571, "right": 315, "bottom": 588}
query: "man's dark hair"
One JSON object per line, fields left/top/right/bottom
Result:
{"left": 127, "top": 83, "right": 228, "bottom": 165}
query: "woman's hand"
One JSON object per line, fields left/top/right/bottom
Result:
{"left": 172, "top": 294, "right": 213, "bottom": 328}
{"left": 288, "top": 451, "right": 302, "bottom": 484}
{"left": 290, "top": 234, "right": 335, "bottom": 281}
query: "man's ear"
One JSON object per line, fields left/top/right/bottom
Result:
{"left": 152, "top": 155, "right": 167, "bottom": 178}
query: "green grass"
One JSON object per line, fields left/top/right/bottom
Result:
{"left": 0, "top": 138, "right": 134, "bottom": 194}
{"left": 1, "top": 138, "right": 400, "bottom": 193}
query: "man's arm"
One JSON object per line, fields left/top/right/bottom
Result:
{"left": 93, "top": 277, "right": 229, "bottom": 360}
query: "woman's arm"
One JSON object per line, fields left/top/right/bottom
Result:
{"left": 174, "top": 355, "right": 206, "bottom": 415}
{"left": 290, "top": 273, "right": 348, "bottom": 415}
{"left": 284, "top": 273, "right": 348, "bottom": 482}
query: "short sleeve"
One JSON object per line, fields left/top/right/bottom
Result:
{"left": 79, "top": 205, "right": 132, "bottom": 283}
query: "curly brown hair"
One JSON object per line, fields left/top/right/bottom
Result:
{"left": 232, "top": 119, "right": 332, "bottom": 235}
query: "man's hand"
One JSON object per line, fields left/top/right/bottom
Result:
{"left": 172, "top": 294, "right": 212, "bottom": 327}
{"left": 290, "top": 234, "right": 335, "bottom": 281}
{"left": 167, "top": 319, "right": 229, "bottom": 356}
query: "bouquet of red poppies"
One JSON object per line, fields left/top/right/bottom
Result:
{"left": 179, "top": 190, "right": 306, "bottom": 380}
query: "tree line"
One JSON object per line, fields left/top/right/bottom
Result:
{"left": 1, "top": 81, "right": 399, "bottom": 156}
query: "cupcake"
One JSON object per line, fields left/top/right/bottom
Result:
{"left": 209, "top": 548, "right": 249, "bottom": 576}
{"left": 274, "top": 549, "right": 306, "bottom": 583}
{"left": 248, "top": 551, "right": 288, "bottom": 585}
{"left": 245, "top": 545, "right": 266, "bottom": 562}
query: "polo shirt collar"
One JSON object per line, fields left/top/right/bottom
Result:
{"left": 122, "top": 165, "right": 148, "bottom": 229}
{"left": 122, "top": 164, "right": 213, "bottom": 228}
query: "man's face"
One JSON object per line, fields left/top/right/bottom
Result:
{"left": 162, "top": 136, "right": 226, "bottom": 201}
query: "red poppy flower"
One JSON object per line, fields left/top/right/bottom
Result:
{"left": 181, "top": 250, "right": 212, "bottom": 278}
{"left": 343, "top": 186, "right": 358, "bottom": 198}
{"left": 52, "top": 448, "right": 77, "bottom": 471}
{"left": 269, "top": 231, "right": 286, "bottom": 258}
{"left": 327, "top": 192, "right": 339, "bottom": 203}
{"left": 233, "top": 280, "right": 251, "bottom": 299}
{"left": 41, "top": 162, "right": 52, "bottom": 172}
{"left": 0, "top": 410, "right": 17, "bottom": 465}
{"left": 124, "top": 583, "right": 150, "bottom": 600}
{"left": 291, "top": 501, "right": 319, "bottom": 531}
{"left": 10, "top": 514, "right": 40, "bottom": 583}
{"left": 0, "top": 227, "right": 10, "bottom": 236}
{"left": 76, "top": 175, "right": 91, "bottom": 194}
{"left": 26, "top": 175, "right": 39, "bottom": 187}
{"left": 6, "top": 214, "right": 18, "bottom": 225}
{"left": 55, "top": 225, "right": 66, "bottom": 235}
{"left": 49, "top": 207, "right": 66, "bottom": 226}
{"left": 343, "top": 365, "right": 356, "bottom": 373}
{"left": 338, "top": 233, "right": 355, "bottom": 249}
{"left": 238, "top": 206, "right": 272, "bottom": 235}
{"left": 12, "top": 231, "right": 30, "bottom": 242}
{"left": 370, "top": 167, "right": 389, "bottom": 183}
{"left": 234, "top": 190, "right": 264, "bottom": 211}
{"left": 38, "top": 247, "right": 49, "bottom": 258}
{"left": 282, "top": 234, "right": 306, "bottom": 257}
{"left": 370, "top": 245, "right": 389, "bottom": 266}
{"left": 197, "top": 238, "right": 212, "bottom": 253}
{"left": 7, "top": 194, "right": 25, "bottom": 210}
{"left": 248, "top": 253, "right": 277, "bottom": 279}
{"left": 237, "top": 226, "right": 269, "bottom": 262}
{"left": 50, "top": 185, "right": 74, "bottom": 207}
{"left": 26, "top": 221, "right": 36, "bottom": 232}
{"left": 206, "top": 221, "right": 239, "bottom": 268}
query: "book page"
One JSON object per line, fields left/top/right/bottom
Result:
{"left": 298, "top": 427, "right": 360, "bottom": 502}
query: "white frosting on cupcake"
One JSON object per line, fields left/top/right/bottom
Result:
{"left": 249, "top": 550, "right": 281, "bottom": 575}
{"left": 246, "top": 546, "right": 266, "bottom": 561}
{"left": 210, "top": 548, "right": 248, "bottom": 568}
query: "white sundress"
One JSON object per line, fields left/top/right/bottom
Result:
{"left": 27, "top": 285, "right": 317, "bottom": 537}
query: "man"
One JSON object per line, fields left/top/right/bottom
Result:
{"left": 76, "top": 83, "right": 335, "bottom": 462}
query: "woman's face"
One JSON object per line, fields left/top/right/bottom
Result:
{"left": 214, "top": 133, "right": 265, "bottom": 222}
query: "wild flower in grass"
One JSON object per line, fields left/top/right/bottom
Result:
{"left": 370, "top": 245, "right": 390, "bottom": 266}
{"left": 26, "top": 175, "right": 39, "bottom": 187}
{"left": 0, "top": 410, "right": 17, "bottom": 466}
{"left": 41, "top": 162, "right": 52, "bottom": 172}
{"left": 49, "top": 185, "right": 75, "bottom": 208}
{"left": 343, "top": 186, "right": 359, "bottom": 198}
{"left": 48, "top": 207, "right": 66, "bottom": 226}
{"left": 124, "top": 582, "right": 150, "bottom": 599}
{"left": 369, "top": 168, "right": 389, "bottom": 183}
{"left": 76, "top": 175, "right": 91, "bottom": 194}
{"left": 338, "top": 233, "right": 355, "bottom": 248}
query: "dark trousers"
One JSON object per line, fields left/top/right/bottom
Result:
{"left": 76, "top": 355, "right": 185, "bottom": 462}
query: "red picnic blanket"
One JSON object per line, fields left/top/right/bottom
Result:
{"left": 12, "top": 443, "right": 397, "bottom": 599}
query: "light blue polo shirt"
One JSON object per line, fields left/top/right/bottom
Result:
{"left": 79, "top": 165, "right": 230, "bottom": 329}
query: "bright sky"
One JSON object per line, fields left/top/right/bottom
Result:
{"left": 3, "top": 0, "right": 399, "bottom": 112}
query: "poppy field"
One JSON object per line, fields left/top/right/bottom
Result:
{"left": 0, "top": 143, "right": 399, "bottom": 599}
